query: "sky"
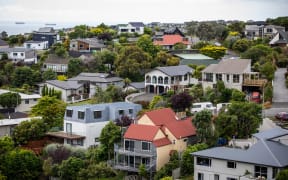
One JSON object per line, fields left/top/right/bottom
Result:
{"left": 0, "top": 0, "right": 287, "bottom": 24}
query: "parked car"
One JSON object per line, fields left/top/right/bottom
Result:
{"left": 216, "top": 103, "right": 231, "bottom": 114}
{"left": 275, "top": 112, "right": 288, "bottom": 121}
{"left": 191, "top": 102, "right": 216, "bottom": 114}
{"left": 251, "top": 91, "right": 261, "bottom": 103}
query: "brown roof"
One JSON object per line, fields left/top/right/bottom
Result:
{"left": 124, "top": 124, "right": 160, "bottom": 141}
{"left": 153, "top": 137, "right": 171, "bottom": 147}
{"left": 202, "top": 59, "right": 251, "bottom": 74}
{"left": 46, "top": 131, "right": 85, "bottom": 139}
{"left": 44, "top": 54, "right": 69, "bottom": 65}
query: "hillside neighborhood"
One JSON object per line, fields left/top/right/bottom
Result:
{"left": 1, "top": 16, "right": 288, "bottom": 180}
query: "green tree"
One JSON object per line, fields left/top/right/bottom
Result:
{"left": 174, "top": 42, "right": 187, "bottom": 50}
{"left": 228, "top": 21, "right": 245, "bottom": 34}
{"left": 241, "top": 44, "right": 272, "bottom": 64}
{"left": 2, "top": 149, "right": 42, "bottom": 180}
{"left": 31, "top": 96, "right": 66, "bottom": 129}
{"left": 0, "top": 136, "right": 14, "bottom": 155}
{"left": 232, "top": 39, "right": 251, "bottom": 53}
{"left": 78, "top": 162, "right": 117, "bottom": 180}
{"left": 231, "top": 89, "right": 246, "bottom": 102}
{"left": 42, "top": 68, "right": 57, "bottom": 81}
{"left": 216, "top": 102, "right": 262, "bottom": 139}
{"left": 12, "top": 119, "right": 48, "bottom": 145}
{"left": 58, "top": 157, "right": 84, "bottom": 180}
{"left": 192, "top": 110, "right": 216, "bottom": 146}
{"left": 259, "top": 61, "right": 276, "bottom": 81}
{"left": 68, "top": 58, "right": 84, "bottom": 78}
{"left": 181, "top": 143, "right": 208, "bottom": 176}
{"left": 154, "top": 51, "right": 179, "bottom": 67}
{"left": 0, "top": 92, "right": 21, "bottom": 109}
{"left": 276, "top": 169, "right": 288, "bottom": 180}
{"left": 200, "top": 45, "right": 227, "bottom": 59}
{"left": 138, "top": 164, "right": 148, "bottom": 180}
{"left": 149, "top": 95, "right": 163, "bottom": 110}
{"left": 13, "top": 66, "right": 34, "bottom": 87}
{"left": 137, "top": 34, "right": 160, "bottom": 58}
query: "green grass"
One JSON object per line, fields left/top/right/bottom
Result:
{"left": 67, "top": 99, "right": 94, "bottom": 106}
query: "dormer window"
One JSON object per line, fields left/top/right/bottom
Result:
{"left": 78, "top": 111, "right": 85, "bottom": 119}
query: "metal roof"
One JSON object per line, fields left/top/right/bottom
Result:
{"left": 202, "top": 59, "right": 251, "bottom": 74}
{"left": 155, "top": 65, "right": 194, "bottom": 76}
{"left": 46, "top": 80, "right": 82, "bottom": 90}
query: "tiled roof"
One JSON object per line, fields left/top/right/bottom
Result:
{"left": 153, "top": 34, "right": 190, "bottom": 46}
{"left": 124, "top": 124, "right": 160, "bottom": 141}
{"left": 153, "top": 137, "right": 171, "bottom": 147}
{"left": 144, "top": 108, "right": 196, "bottom": 139}
{"left": 202, "top": 59, "right": 251, "bottom": 74}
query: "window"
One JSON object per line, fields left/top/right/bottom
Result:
{"left": 178, "top": 76, "right": 182, "bottom": 81}
{"left": 164, "top": 77, "right": 169, "bottom": 84}
{"left": 119, "top": 110, "right": 124, "bottom": 115}
{"left": 233, "top": 75, "right": 240, "bottom": 83}
{"left": 146, "top": 75, "right": 151, "bottom": 83}
{"left": 272, "top": 167, "right": 278, "bottom": 178}
{"left": 214, "top": 174, "right": 219, "bottom": 180}
{"left": 95, "top": 137, "right": 99, "bottom": 142}
{"left": 33, "top": 98, "right": 37, "bottom": 102}
{"left": 66, "top": 109, "right": 73, "bottom": 117}
{"left": 125, "top": 140, "right": 134, "bottom": 151}
{"left": 20, "top": 53, "right": 24, "bottom": 56}
{"left": 94, "top": 111, "right": 102, "bottom": 119}
{"left": 77, "top": 139, "right": 83, "bottom": 146}
{"left": 226, "top": 74, "right": 230, "bottom": 82}
{"left": 142, "top": 157, "right": 150, "bottom": 165}
{"left": 129, "top": 109, "right": 133, "bottom": 114}
{"left": 158, "top": 77, "right": 163, "bottom": 84}
{"left": 78, "top": 111, "right": 85, "bottom": 119}
{"left": 66, "top": 123, "right": 72, "bottom": 133}
{"left": 227, "top": 161, "right": 236, "bottom": 168}
{"left": 196, "top": 157, "right": 211, "bottom": 166}
{"left": 152, "top": 76, "right": 157, "bottom": 83}
{"left": 205, "top": 73, "right": 213, "bottom": 82}
{"left": 198, "top": 173, "right": 204, "bottom": 180}
{"left": 255, "top": 166, "right": 267, "bottom": 178}
{"left": 227, "top": 178, "right": 237, "bottom": 180}
{"left": 184, "top": 74, "right": 188, "bottom": 81}
{"left": 13, "top": 53, "right": 17, "bottom": 56}
{"left": 142, "top": 141, "right": 151, "bottom": 151}
{"left": 216, "top": 74, "right": 222, "bottom": 81}
{"left": 25, "top": 99, "right": 29, "bottom": 104}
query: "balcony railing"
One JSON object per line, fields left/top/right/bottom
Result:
{"left": 114, "top": 143, "right": 157, "bottom": 157}
{"left": 67, "top": 93, "right": 90, "bottom": 103}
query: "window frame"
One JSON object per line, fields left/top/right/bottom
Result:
{"left": 196, "top": 157, "right": 211, "bottom": 167}
{"left": 78, "top": 111, "right": 85, "bottom": 119}
{"left": 93, "top": 110, "right": 102, "bottom": 119}
{"left": 141, "top": 141, "right": 151, "bottom": 151}
{"left": 227, "top": 161, "right": 236, "bottom": 169}
{"left": 66, "top": 109, "right": 73, "bottom": 117}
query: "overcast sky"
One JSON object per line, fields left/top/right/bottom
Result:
{"left": 0, "top": 0, "right": 287, "bottom": 24}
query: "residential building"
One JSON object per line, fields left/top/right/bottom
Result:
{"left": 42, "top": 54, "right": 69, "bottom": 74}
{"left": 0, "top": 48, "right": 37, "bottom": 64}
{"left": 40, "top": 72, "right": 123, "bottom": 103}
{"left": 118, "top": 22, "right": 145, "bottom": 35}
{"left": 202, "top": 59, "right": 252, "bottom": 91}
{"left": 145, "top": 65, "right": 197, "bottom": 94}
{"left": 244, "top": 21, "right": 266, "bottom": 39}
{"left": 32, "top": 27, "right": 59, "bottom": 47}
{"left": 263, "top": 25, "right": 285, "bottom": 38}
{"left": 0, "top": 39, "right": 9, "bottom": 48}
{"left": 70, "top": 38, "right": 106, "bottom": 52}
{"left": 113, "top": 108, "right": 197, "bottom": 172}
{"left": 47, "top": 102, "right": 142, "bottom": 148}
{"left": 153, "top": 34, "right": 191, "bottom": 50}
{"left": 0, "top": 89, "right": 41, "bottom": 112}
{"left": 24, "top": 40, "right": 49, "bottom": 50}
{"left": 174, "top": 53, "right": 216, "bottom": 66}
{"left": 192, "top": 127, "right": 288, "bottom": 180}
{"left": 124, "top": 82, "right": 145, "bottom": 93}
{"left": 269, "top": 30, "right": 288, "bottom": 47}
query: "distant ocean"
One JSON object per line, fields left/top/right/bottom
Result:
{"left": 0, "top": 21, "right": 99, "bottom": 36}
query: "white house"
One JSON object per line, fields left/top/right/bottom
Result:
{"left": 145, "top": 65, "right": 197, "bottom": 94}
{"left": 192, "top": 128, "right": 288, "bottom": 180}
{"left": 0, "top": 89, "right": 41, "bottom": 112}
{"left": 47, "top": 102, "right": 142, "bottom": 148}
{"left": 24, "top": 40, "right": 49, "bottom": 50}
{"left": 0, "top": 48, "right": 37, "bottom": 64}
{"left": 42, "top": 54, "right": 69, "bottom": 74}
{"left": 202, "top": 59, "right": 251, "bottom": 91}
{"left": 118, "top": 22, "right": 145, "bottom": 35}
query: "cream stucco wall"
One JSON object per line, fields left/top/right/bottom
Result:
{"left": 156, "top": 144, "right": 174, "bottom": 171}
{"left": 162, "top": 127, "right": 187, "bottom": 152}
{"left": 137, "top": 114, "right": 155, "bottom": 126}
{"left": 153, "top": 129, "right": 166, "bottom": 139}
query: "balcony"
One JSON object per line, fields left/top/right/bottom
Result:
{"left": 114, "top": 143, "right": 156, "bottom": 157}
{"left": 243, "top": 73, "right": 267, "bottom": 87}
{"left": 67, "top": 93, "right": 90, "bottom": 103}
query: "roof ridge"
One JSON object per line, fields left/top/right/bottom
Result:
{"left": 260, "top": 139, "right": 282, "bottom": 166}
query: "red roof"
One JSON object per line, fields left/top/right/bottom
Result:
{"left": 153, "top": 34, "right": 190, "bottom": 46}
{"left": 153, "top": 137, "right": 171, "bottom": 147}
{"left": 144, "top": 108, "right": 196, "bottom": 139}
{"left": 124, "top": 124, "right": 160, "bottom": 141}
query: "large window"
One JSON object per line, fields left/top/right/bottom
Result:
{"left": 227, "top": 161, "right": 236, "bottom": 168}
{"left": 233, "top": 75, "right": 240, "bottom": 83}
{"left": 146, "top": 75, "right": 151, "bottom": 83}
{"left": 66, "top": 109, "right": 73, "bottom": 117}
{"left": 255, "top": 166, "right": 267, "bottom": 178}
{"left": 125, "top": 140, "right": 134, "bottom": 151}
{"left": 214, "top": 174, "right": 219, "bottom": 180}
{"left": 78, "top": 111, "right": 85, "bottom": 119}
{"left": 196, "top": 157, "right": 211, "bottom": 166}
{"left": 164, "top": 77, "right": 169, "bottom": 84}
{"left": 216, "top": 74, "right": 222, "bottom": 81}
{"left": 66, "top": 123, "right": 72, "bottom": 133}
{"left": 227, "top": 178, "right": 237, "bottom": 180}
{"left": 226, "top": 74, "right": 230, "bottom": 82}
{"left": 142, "top": 141, "right": 151, "bottom": 151}
{"left": 94, "top": 111, "right": 102, "bottom": 119}
{"left": 184, "top": 74, "right": 188, "bottom": 81}
{"left": 152, "top": 76, "right": 157, "bottom": 83}
{"left": 205, "top": 73, "right": 213, "bottom": 82}
{"left": 198, "top": 173, "right": 204, "bottom": 180}
{"left": 158, "top": 77, "right": 163, "bottom": 84}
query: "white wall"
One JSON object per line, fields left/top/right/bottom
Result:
{"left": 24, "top": 41, "right": 48, "bottom": 50}
{"left": 15, "top": 98, "right": 39, "bottom": 112}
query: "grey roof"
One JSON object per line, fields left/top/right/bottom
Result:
{"left": 67, "top": 101, "right": 140, "bottom": 111}
{"left": 202, "top": 59, "right": 251, "bottom": 74}
{"left": 25, "top": 40, "right": 47, "bottom": 43}
{"left": 278, "top": 30, "right": 288, "bottom": 43}
{"left": 0, "top": 47, "right": 33, "bottom": 53}
{"left": 129, "top": 82, "right": 145, "bottom": 89}
{"left": 37, "top": 27, "right": 55, "bottom": 33}
{"left": 0, "top": 39, "right": 8, "bottom": 46}
{"left": 129, "top": 22, "right": 145, "bottom": 27}
{"left": 192, "top": 128, "right": 288, "bottom": 167}
{"left": 75, "top": 38, "right": 106, "bottom": 48}
{"left": 46, "top": 80, "right": 82, "bottom": 90}
{"left": 44, "top": 54, "right": 69, "bottom": 64}
{"left": 155, "top": 65, "right": 194, "bottom": 76}
{"left": 253, "top": 127, "right": 288, "bottom": 140}
{"left": 69, "top": 73, "right": 123, "bottom": 83}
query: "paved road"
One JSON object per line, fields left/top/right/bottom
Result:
{"left": 272, "top": 68, "right": 288, "bottom": 103}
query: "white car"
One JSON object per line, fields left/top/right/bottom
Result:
{"left": 191, "top": 102, "right": 216, "bottom": 114}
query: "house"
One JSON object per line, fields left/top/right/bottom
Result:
{"left": 0, "top": 89, "right": 41, "bottom": 112}
{"left": 164, "top": 27, "right": 185, "bottom": 37}
{"left": 113, "top": 108, "right": 197, "bottom": 172}
{"left": 70, "top": 38, "right": 106, "bottom": 52}
{"left": 0, "top": 48, "right": 37, "bottom": 64}
{"left": 202, "top": 59, "right": 251, "bottom": 91}
{"left": 192, "top": 127, "right": 288, "bottom": 180}
{"left": 244, "top": 21, "right": 266, "bottom": 39}
{"left": 0, "top": 39, "right": 9, "bottom": 48}
{"left": 145, "top": 65, "right": 197, "bottom": 94}
{"left": 42, "top": 54, "right": 69, "bottom": 74}
{"left": 263, "top": 25, "right": 285, "bottom": 38}
{"left": 124, "top": 82, "right": 145, "bottom": 93}
{"left": 269, "top": 30, "right": 288, "bottom": 47}
{"left": 174, "top": 53, "right": 216, "bottom": 66}
{"left": 24, "top": 40, "right": 49, "bottom": 50}
{"left": 40, "top": 72, "right": 124, "bottom": 103}
{"left": 118, "top": 22, "right": 145, "bottom": 35}
{"left": 153, "top": 34, "right": 191, "bottom": 50}
{"left": 32, "top": 27, "right": 59, "bottom": 47}
{"left": 46, "top": 102, "right": 142, "bottom": 148}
